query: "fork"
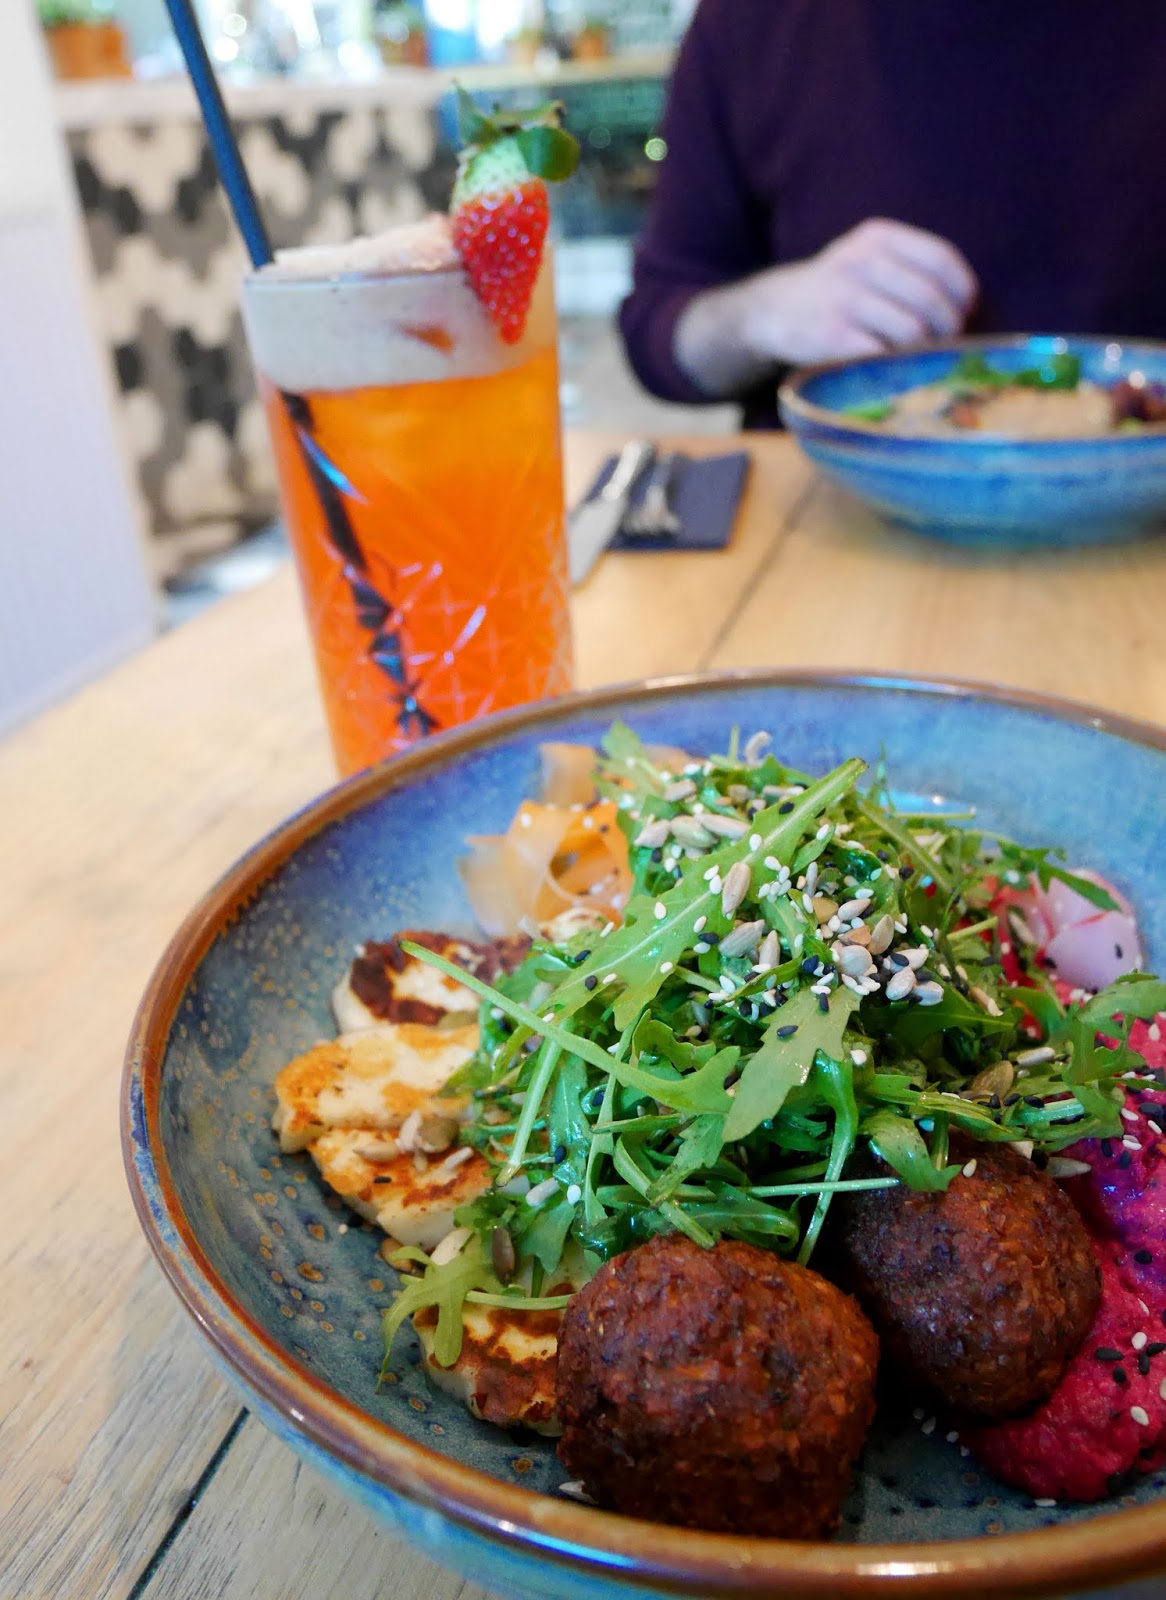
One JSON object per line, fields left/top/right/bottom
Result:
{"left": 623, "top": 451, "right": 681, "bottom": 539}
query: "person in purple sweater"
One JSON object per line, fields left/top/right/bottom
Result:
{"left": 620, "top": 1, "right": 1166, "bottom": 427}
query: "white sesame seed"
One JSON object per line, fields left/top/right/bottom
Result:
{"left": 1151, "top": 1024, "right": 1162, "bottom": 1042}
{"left": 946, "top": 1430, "right": 960, "bottom": 1444}
{"left": 1015, "top": 1046, "right": 1055, "bottom": 1068}
{"left": 764, "top": 855, "right": 781, "bottom": 870}
{"left": 601, "top": 921, "right": 614, "bottom": 936}
{"left": 869, "top": 868, "right": 883, "bottom": 881}
{"left": 1150, "top": 1121, "right": 1163, "bottom": 1135}
{"left": 912, "top": 1407, "right": 925, "bottom": 1421}
{"left": 654, "top": 901, "right": 667, "bottom": 920}
{"left": 694, "top": 915, "right": 707, "bottom": 932}
{"left": 1133, "top": 1332, "right": 1148, "bottom": 1351}
{"left": 841, "top": 974, "right": 866, "bottom": 995}
{"left": 719, "top": 973, "right": 738, "bottom": 993}
{"left": 1159, "top": 1377, "right": 1166, "bottom": 1401}
{"left": 749, "top": 833, "right": 762, "bottom": 850}
{"left": 1034, "top": 1497, "right": 1057, "bottom": 1509}
{"left": 566, "top": 1183, "right": 582, "bottom": 1205}
{"left": 693, "top": 942, "right": 710, "bottom": 954}
{"left": 604, "top": 973, "right": 619, "bottom": 984}
{"left": 921, "top": 1416, "right": 936, "bottom": 1436}
{"left": 1141, "top": 1299, "right": 1152, "bottom": 1315}
{"left": 816, "top": 823, "right": 832, "bottom": 840}
{"left": 850, "top": 1049, "right": 868, "bottom": 1066}
{"left": 1122, "top": 1107, "right": 1140, "bottom": 1122}
{"left": 1124, "top": 1136, "right": 1142, "bottom": 1151}
{"left": 338, "top": 1223, "right": 348, "bottom": 1234}
{"left": 525, "top": 1178, "right": 560, "bottom": 1208}
{"left": 703, "top": 865, "right": 719, "bottom": 882}
{"left": 607, "top": 1041, "right": 621, "bottom": 1055}
{"left": 962, "top": 1159, "right": 978, "bottom": 1179}
{"left": 660, "top": 961, "right": 673, "bottom": 974}
{"left": 1131, "top": 1405, "right": 1151, "bottom": 1427}
{"left": 959, "top": 1445, "right": 970, "bottom": 1457}
{"left": 709, "top": 875, "right": 723, "bottom": 895}
{"left": 802, "top": 894, "right": 815, "bottom": 914}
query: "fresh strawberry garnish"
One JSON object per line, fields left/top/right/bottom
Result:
{"left": 449, "top": 89, "right": 579, "bottom": 344}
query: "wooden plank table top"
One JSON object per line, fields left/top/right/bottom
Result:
{"left": 3, "top": 429, "right": 1166, "bottom": 1600}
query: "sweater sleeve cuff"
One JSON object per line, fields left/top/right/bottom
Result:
{"left": 617, "top": 281, "right": 721, "bottom": 407}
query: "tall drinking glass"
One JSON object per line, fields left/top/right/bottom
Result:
{"left": 241, "top": 235, "right": 573, "bottom": 776}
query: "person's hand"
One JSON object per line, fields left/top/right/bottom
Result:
{"left": 743, "top": 218, "right": 978, "bottom": 366}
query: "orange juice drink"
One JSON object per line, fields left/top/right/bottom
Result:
{"left": 241, "top": 219, "right": 573, "bottom": 776}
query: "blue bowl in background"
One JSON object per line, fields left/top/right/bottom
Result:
{"left": 123, "top": 673, "right": 1166, "bottom": 1600}
{"left": 779, "top": 336, "right": 1166, "bottom": 546}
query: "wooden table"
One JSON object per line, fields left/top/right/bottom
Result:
{"left": 4, "top": 432, "right": 1166, "bottom": 1600}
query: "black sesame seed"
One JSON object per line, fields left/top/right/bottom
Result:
{"left": 916, "top": 968, "right": 937, "bottom": 984}
{"left": 1116, "top": 944, "right": 1125, "bottom": 960}
{"left": 1140, "top": 1103, "right": 1160, "bottom": 1118}
{"left": 776, "top": 1024, "right": 799, "bottom": 1039}
{"left": 704, "top": 931, "right": 721, "bottom": 945}
{"left": 584, "top": 975, "right": 598, "bottom": 991}
{"left": 552, "top": 1144, "right": 566, "bottom": 1164}
{"left": 1024, "top": 1095, "right": 1045, "bottom": 1108}
{"left": 650, "top": 848, "right": 663, "bottom": 863}
{"left": 818, "top": 994, "right": 830, "bottom": 1014}
{"left": 900, "top": 863, "right": 915, "bottom": 878}
{"left": 1101, "top": 1139, "right": 1114, "bottom": 1158}
{"left": 373, "top": 1175, "right": 394, "bottom": 1185}
{"left": 877, "top": 850, "right": 890, "bottom": 862}
{"left": 1135, "top": 1249, "right": 1154, "bottom": 1264}
{"left": 1032, "top": 1149, "right": 1049, "bottom": 1170}
{"left": 574, "top": 949, "right": 591, "bottom": 964}
{"left": 1094, "top": 1347, "right": 1123, "bottom": 1361}
{"left": 888, "top": 952, "right": 909, "bottom": 969}
{"left": 778, "top": 801, "right": 795, "bottom": 814}
{"left": 1146, "top": 1342, "right": 1166, "bottom": 1356}
{"left": 1138, "top": 1352, "right": 1152, "bottom": 1376}
{"left": 989, "top": 1093, "right": 1003, "bottom": 1111}
{"left": 1004, "top": 1093, "right": 1021, "bottom": 1107}
{"left": 1121, "top": 1151, "right": 1133, "bottom": 1169}
{"left": 800, "top": 956, "right": 819, "bottom": 976}
{"left": 1113, "top": 1367, "right": 1129, "bottom": 1384}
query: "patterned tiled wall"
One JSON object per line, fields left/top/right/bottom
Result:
{"left": 70, "top": 103, "right": 448, "bottom": 558}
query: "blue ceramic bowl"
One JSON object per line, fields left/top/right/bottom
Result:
{"left": 779, "top": 336, "right": 1166, "bottom": 546}
{"left": 123, "top": 673, "right": 1166, "bottom": 1599}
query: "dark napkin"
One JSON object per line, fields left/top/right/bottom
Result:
{"left": 581, "top": 450, "right": 751, "bottom": 552}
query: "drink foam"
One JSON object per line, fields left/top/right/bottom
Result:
{"left": 242, "top": 216, "right": 555, "bottom": 394}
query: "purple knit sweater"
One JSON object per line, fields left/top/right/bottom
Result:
{"left": 620, "top": 0, "right": 1166, "bottom": 426}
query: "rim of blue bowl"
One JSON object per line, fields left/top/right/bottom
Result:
{"left": 779, "top": 334, "right": 1166, "bottom": 444}
{"left": 123, "top": 669, "right": 1166, "bottom": 1599}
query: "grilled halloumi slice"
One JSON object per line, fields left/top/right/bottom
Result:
{"left": 414, "top": 1294, "right": 566, "bottom": 1436}
{"left": 308, "top": 1127, "right": 491, "bottom": 1249}
{"left": 332, "top": 930, "right": 529, "bottom": 1033}
{"left": 272, "top": 1021, "right": 477, "bottom": 1153}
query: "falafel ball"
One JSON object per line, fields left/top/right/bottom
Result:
{"left": 830, "top": 1139, "right": 1100, "bottom": 1421}
{"left": 555, "top": 1233, "right": 878, "bottom": 1538}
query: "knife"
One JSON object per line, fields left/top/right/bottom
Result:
{"left": 568, "top": 439, "right": 655, "bottom": 586}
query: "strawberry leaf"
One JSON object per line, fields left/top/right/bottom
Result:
{"left": 516, "top": 124, "right": 580, "bottom": 183}
{"left": 454, "top": 85, "right": 495, "bottom": 148}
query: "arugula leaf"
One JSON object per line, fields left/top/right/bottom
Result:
{"left": 724, "top": 986, "right": 858, "bottom": 1142}
{"left": 647, "top": 1113, "right": 726, "bottom": 1203}
{"left": 865, "top": 1108, "right": 959, "bottom": 1191}
{"left": 544, "top": 758, "right": 865, "bottom": 1030}
{"left": 798, "top": 1054, "right": 859, "bottom": 1263}
{"left": 381, "top": 1238, "right": 495, "bottom": 1370}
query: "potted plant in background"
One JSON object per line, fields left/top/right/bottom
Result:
{"left": 38, "top": 0, "right": 132, "bottom": 77}
{"left": 572, "top": 11, "right": 610, "bottom": 61}
{"left": 374, "top": 0, "right": 427, "bottom": 66}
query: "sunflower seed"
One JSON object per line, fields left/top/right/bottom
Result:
{"left": 837, "top": 898, "right": 869, "bottom": 922}
{"left": 663, "top": 778, "right": 697, "bottom": 802}
{"left": 967, "top": 1061, "right": 1015, "bottom": 1100}
{"left": 721, "top": 860, "right": 752, "bottom": 917}
{"left": 416, "top": 1114, "right": 459, "bottom": 1154}
{"left": 914, "top": 981, "right": 944, "bottom": 1006}
{"left": 701, "top": 812, "right": 750, "bottom": 840}
{"left": 835, "top": 943, "right": 874, "bottom": 978}
{"left": 885, "top": 967, "right": 917, "bottom": 1001}
{"left": 720, "top": 919, "right": 766, "bottom": 958}
{"left": 633, "top": 817, "right": 672, "bottom": 849}
{"left": 430, "top": 1225, "right": 474, "bottom": 1266}
{"left": 757, "top": 930, "right": 781, "bottom": 970}
{"left": 867, "top": 914, "right": 896, "bottom": 955}
{"left": 671, "top": 815, "right": 716, "bottom": 849}
{"left": 1047, "top": 1157, "right": 1093, "bottom": 1179}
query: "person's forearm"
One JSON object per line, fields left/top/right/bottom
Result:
{"left": 673, "top": 276, "right": 777, "bottom": 399}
